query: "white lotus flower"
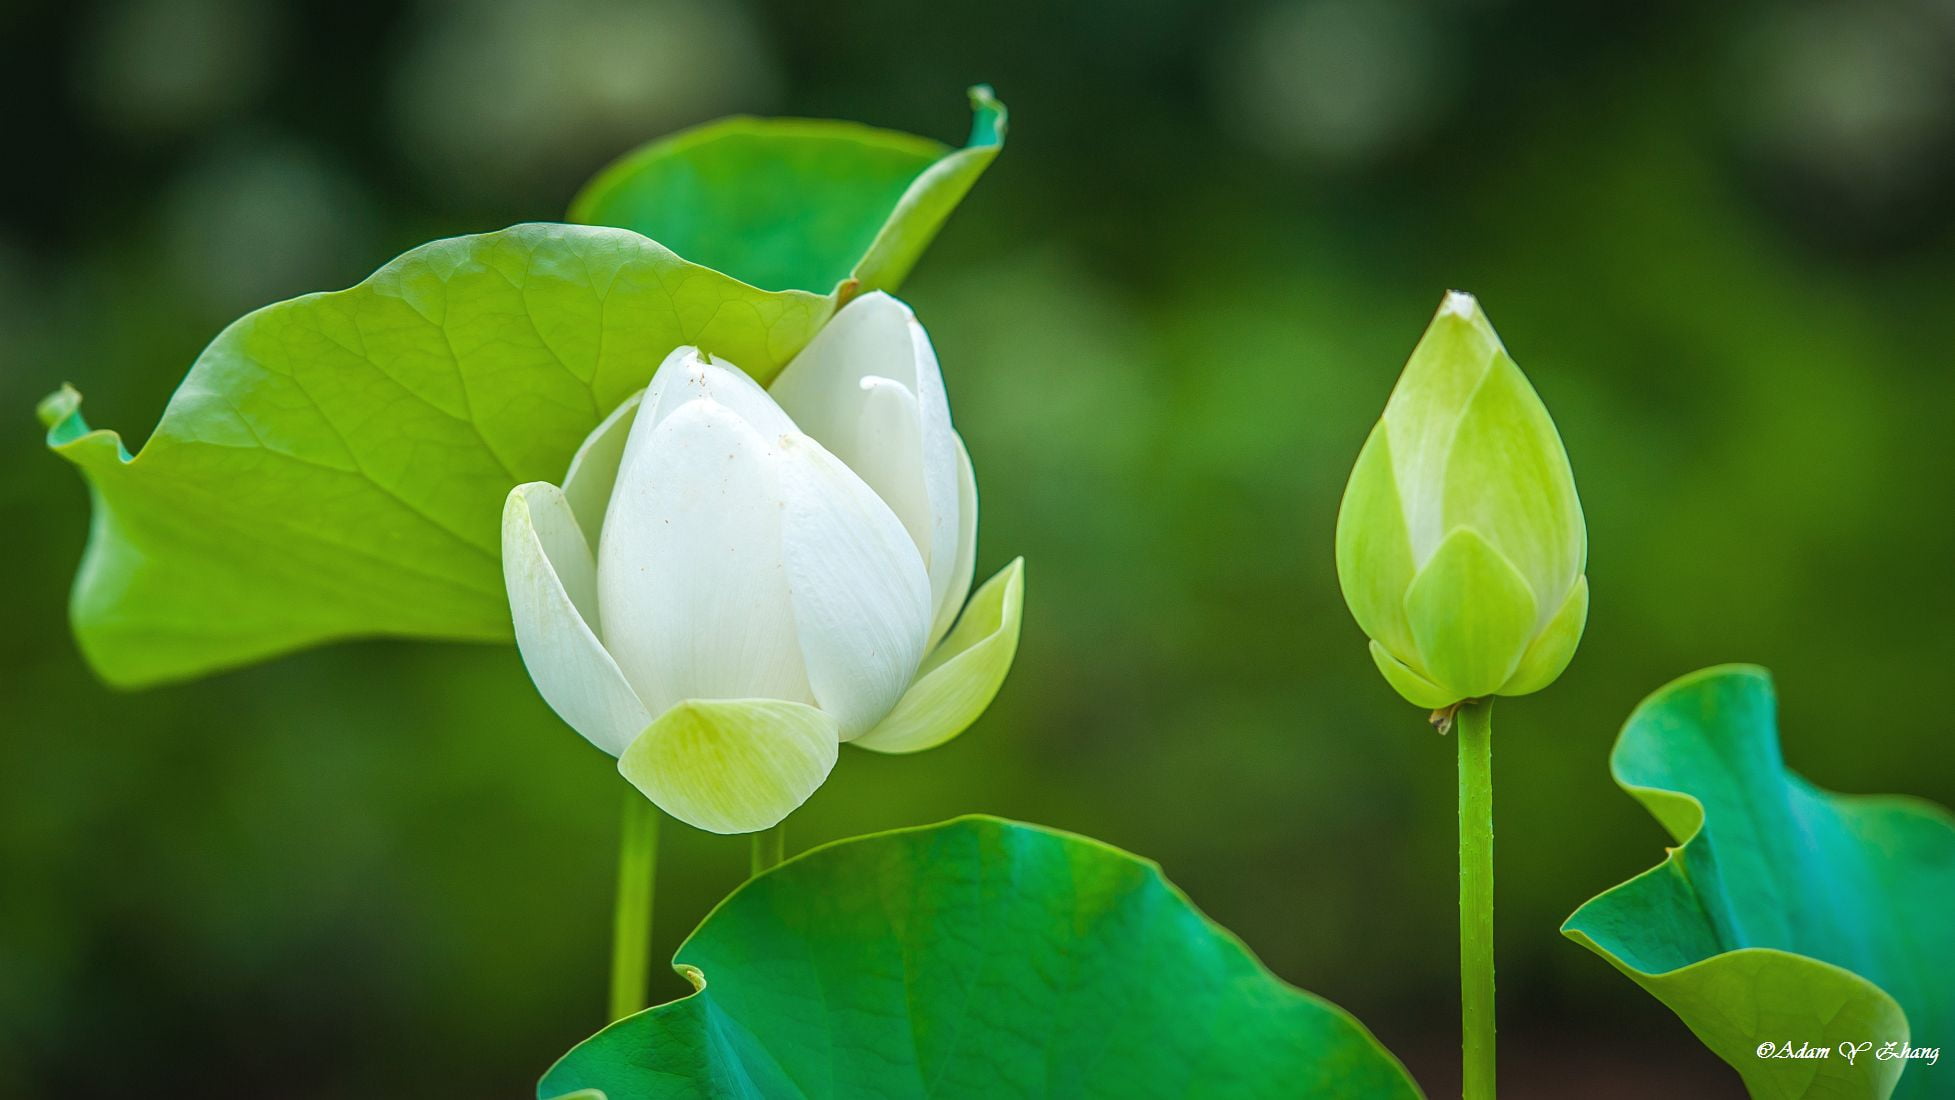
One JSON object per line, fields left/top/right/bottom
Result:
{"left": 502, "top": 293, "right": 1024, "bottom": 834}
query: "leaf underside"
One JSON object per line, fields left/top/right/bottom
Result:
{"left": 42, "top": 91, "right": 1005, "bottom": 687}
{"left": 539, "top": 816, "right": 1423, "bottom": 1100}
{"left": 1562, "top": 665, "right": 1955, "bottom": 1100}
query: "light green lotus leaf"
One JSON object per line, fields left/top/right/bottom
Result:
{"left": 41, "top": 92, "right": 1005, "bottom": 688}
{"left": 1563, "top": 666, "right": 1955, "bottom": 1100}
{"left": 540, "top": 816, "right": 1423, "bottom": 1100}
{"left": 39, "top": 227, "right": 825, "bottom": 685}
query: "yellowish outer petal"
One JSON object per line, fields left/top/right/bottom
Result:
{"left": 1499, "top": 575, "right": 1589, "bottom": 697}
{"left": 1438, "top": 351, "right": 1585, "bottom": 627}
{"left": 1369, "top": 640, "right": 1460, "bottom": 710}
{"left": 618, "top": 699, "right": 840, "bottom": 834}
{"left": 852, "top": 558, "right": 1024, "bottom": 754}
{"left": 1404, "top": 527, "right": 1538, "bottom": 700}
{"left": 1335, "top": 421, "right": 1421, "bottom": 672}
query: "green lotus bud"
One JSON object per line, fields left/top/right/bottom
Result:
{"left": 1336, "top": 292, "right": 1588, "bottom": 711}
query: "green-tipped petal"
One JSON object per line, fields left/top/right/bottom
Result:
{"left": 1404, "top": 527, "right": 1537, "bottom": 699}
{"left": 1440, "top": 351, "right": 1585, "bottom": 612}
{"left": 1369, "top": 641, "right": 1459, "bottom": 710}
{"left": 619, "top": 699, "right": 840, "bottom": 834}
{"left": 1335, "top": 423, "right": 1419, "bottom": 668}
{"left": 1500, "top": 575, "right": 1589, "bottom": 697}
{"left": 852, "top": 558, "right": 1024, "bottom": 754}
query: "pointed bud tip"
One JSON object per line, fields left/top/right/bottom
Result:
{"left": 1427, "top": 289, "right": 1506, "bottom": 355}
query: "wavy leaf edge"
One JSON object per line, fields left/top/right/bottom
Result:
{"left": 1562, "top": 662, "right": 1955, "bottom": 1100}
{"left": 541, "top": 813, "right": 1421, "bottom": 1100}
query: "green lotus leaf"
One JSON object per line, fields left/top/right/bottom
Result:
{"left": 572, "top": 85, "right": 1006, "bottom": 296}
{"left": 41, "top": 93, "right": 1005, "bottom": 688}
{"left": 39, "top": 227, "right": 820, "bottom": 686}
{"left": 1563, "top": 666, "right": 1955, "bottom": 1100}
{"left": 540, "top": 816, "right": 1422, "bottom": 1100}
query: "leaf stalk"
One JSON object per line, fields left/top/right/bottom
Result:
{"left": 750, "top": 822, "right": 788, "bottom": 876}
{"left": 608, "top": 792, "right": 661, "bottom": 1022}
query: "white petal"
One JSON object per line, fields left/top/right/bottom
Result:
{"left": 657, "top": 346, "right": 794, "bottom": 434}
{"left": 853, "top": 376, "right": 933, "bottom": 550}
{"left": 768, "top": 292, "right": 961, "bottom": 615}
{"left": 679, "top": 354, "right": 796, "bottom": 437}
{"left": 905, "top": 312, "right": 964, "bottom": 613}
{"left": 561, "top": 390, "right": 643, "bottom": 547}
{"left": 628, "top": 345, "right": 695, "bottom": 442}
{"left": 502, "top": 483, "right": 650, "bottom": 757}
{"left": 927, "top": 431, "right": 980, "bottom": 650}
{"left": 608, "top": 347, "right": 799, "bottom": 518}
{"left": 776, "top": 432, "right": 933, "bottom": 739}
{"left": 567, "top": 349, "right": 792, "bottom": 552}
{"left": 596, "top": 398, "right": 809, "bottom": 715}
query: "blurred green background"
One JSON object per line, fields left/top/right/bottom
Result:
{"left": 6, "top": 0, "right": 1955, "bottom": 1096}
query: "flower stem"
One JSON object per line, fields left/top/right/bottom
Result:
{"left": 749, "top": 821, "right": 787, "bottom": 876}
{"left": 1457, "top": 700, "right": 1496, "bottom": 1100}
{"left": 607, "top": 792, "right": 660, "bottom": 1023}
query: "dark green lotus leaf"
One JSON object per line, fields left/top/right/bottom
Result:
{"left": 1563, "top": 666, "right": 1955, "bottom": 1100}
{"left": 540, "top": 816, "right": 1422, "bottom": 1100}
{"left": 571, "top": 86, "right": 1006, "bottom": 296}
{"left": 41, "top": 94, "right": 1004, "bottom": 688}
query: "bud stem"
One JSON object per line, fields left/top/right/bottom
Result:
{"left": 607, "top": 792, "right": 661, "bottom": 1022}
{"left": 750, "top": 821, "right": 788, "bottom": 875}
{"left": 1457, "top": 700, "right": 1496, "bottom": 1099}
